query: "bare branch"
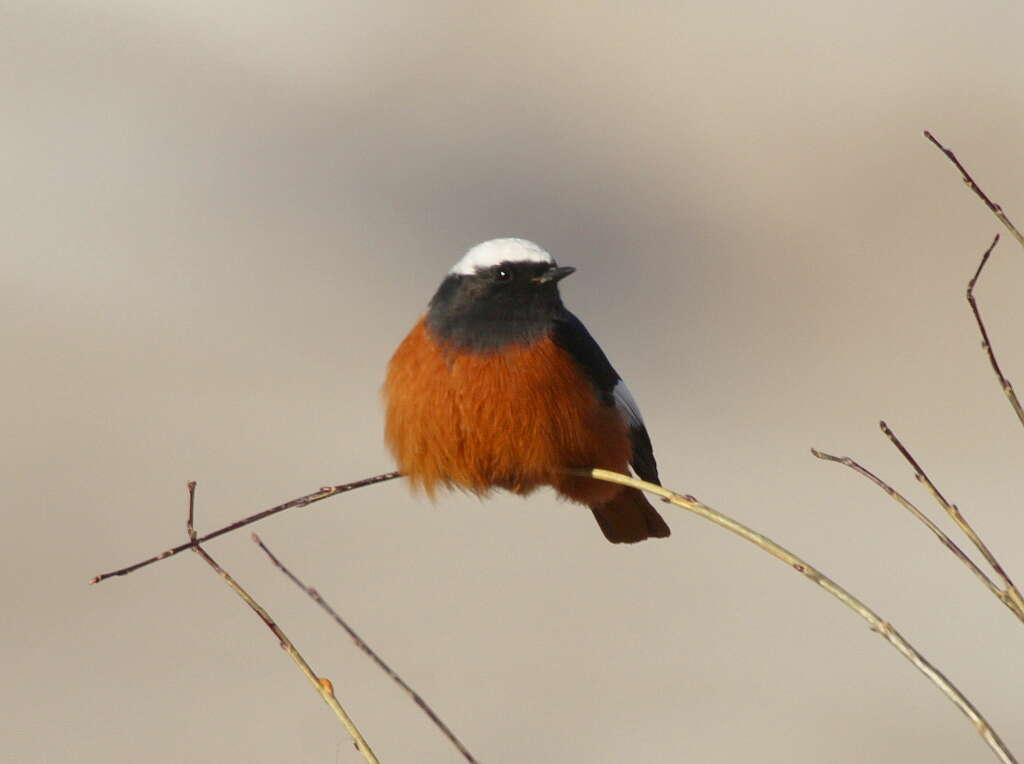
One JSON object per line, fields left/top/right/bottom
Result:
{"left": 253, "top": 534, "right": 480, "bottom": 764}
{"left": 187, "top": 484, "right": 379, "bottom": 763}
{"left": 580, "top": 468, "right": 1018, "bottom": 764}
{"left": 966, "top": 235, "right": 1024, "bottom": 429}
{"left": 186, "top": 480, "right": 198, "bottom": 542}
{"left": 878, "top": 421, "right": 1024, "bottom": 621}
{"left": 924, "top": 131, "right": 1024, "bottom": 249}
{"left": 90, "top": 471, "right": 401, "bottom": 583}
{"left": 810, "top": 447, "right": 1004, "bottom": 601}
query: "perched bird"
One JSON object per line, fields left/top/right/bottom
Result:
{"left": 384, "top": 238, "right": 670, "bottom": 543}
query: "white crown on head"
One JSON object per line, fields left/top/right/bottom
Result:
{"left": 449, "top": 238, "right": 554, "bottom": 276}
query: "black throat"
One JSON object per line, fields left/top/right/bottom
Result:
{"left": 425, "top": 262, "right": 567, "bottom": 353}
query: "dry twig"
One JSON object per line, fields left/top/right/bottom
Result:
{"left": 881, "top": 422, "right": 1024, "bottom": 619}
{"left": 90, "top": 471, "right": 401, "bottom": 583}
{"left": 813, "top": 432, "right": 1024, "bottom": 622}
{"left": 253, "top": 534, "right": 480, "bottom": 764}
{"left": 185, "top": 482, "right": 379, "bottom": 764}
{"left": 810, "top": 446, "right": 1005, "bottom": 602}
{"left": 924, "top": 131, "right": 1024, "bottom": 249}
{"left": 967, "top": 235, "right": 1024, "bottom": 428}
{"left": 798, "top": 135, "right": 1024, "bottom": 759}
{"left": 812, "top": 146, "right": 1024, "bottom": 620}
{"left": 581, "top": 468, "right": 1018, "bottom": 764}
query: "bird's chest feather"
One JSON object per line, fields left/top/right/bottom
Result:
{"left": 384, "top": 318, "right": 630, "bottom": 495}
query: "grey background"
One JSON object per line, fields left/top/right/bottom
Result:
{"left": 6, "top": 1, "right": 1024, "bottom": 761}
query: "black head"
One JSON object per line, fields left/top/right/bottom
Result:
{"left": 425, "top": 239, "right": 575, "bottom": 353}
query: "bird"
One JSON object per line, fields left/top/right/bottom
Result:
{"left": 383, "top": 238, "right": 670, "bottom": 543}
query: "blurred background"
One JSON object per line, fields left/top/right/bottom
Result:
{"left": 5, "top": 1, "right": 1024, "bottom": 761}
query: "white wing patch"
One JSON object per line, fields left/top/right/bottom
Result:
{"left": 613, "top": 380, "right": 645, "bottom": 430}
{"left": 449, "top": 238, "right": 554, "bottom": 276}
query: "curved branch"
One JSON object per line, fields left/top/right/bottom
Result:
{"left": 579, "top": 468, "right": 1017, "bottom": 764}
{"left": 90, "top": 471, "right": 402, "bottom": 583}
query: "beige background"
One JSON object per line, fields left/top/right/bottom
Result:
{"left": 5, "top": 1, "right": 1024, "bottom": 761}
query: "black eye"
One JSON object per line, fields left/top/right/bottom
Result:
{"left": 494, "top": 267, "right": 513, "bottom": 282}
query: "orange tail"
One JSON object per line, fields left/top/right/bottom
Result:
{"left": 589, "top": 488, "right": 671, "bottom": 543}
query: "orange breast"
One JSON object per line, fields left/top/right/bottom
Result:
{"left": 383, "top": 318, "right": 631, "bottom": 505}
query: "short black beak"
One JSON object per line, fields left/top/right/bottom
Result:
{"left": 533, "top": 265, "right": 576, "bottom": 284}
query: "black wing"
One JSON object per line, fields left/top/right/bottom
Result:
{"left": 550, "top": 311, "right": 661, "bottom": 486}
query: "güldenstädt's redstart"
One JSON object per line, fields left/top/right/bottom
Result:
{"left": 384, "top": 238, "right": 669, "bottom": 543}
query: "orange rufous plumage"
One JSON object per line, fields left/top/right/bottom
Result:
{"left": 385, "top": 318, "right": 669, "bottom": 542}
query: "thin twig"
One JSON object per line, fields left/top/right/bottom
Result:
{"left": 252, "top": 534, "right": 480, "bottom": 764}
{"left": 579, "top": 468, "right": 1017, "bottom": 764}
{"left": 186, "top": 484, "right": 379, "bottom": 763}
{"left": 924, "top": 131, "right": 1024, "bottom": 249}
{"left": 878, "top": 421, "right": 1024, "bottom": 621}
{"left": 966, "top": 235, "right": 1024, "bottom": 429}
{"left": 186, "top": 481, "right": 198, "bottom": 542}
{"left": 90, "top": 471, "right": 402, "bottom": 583}
{"left": 809, "top": 448, "right": 1004, "bottom": 602}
